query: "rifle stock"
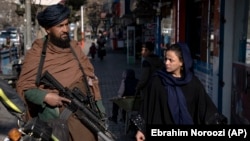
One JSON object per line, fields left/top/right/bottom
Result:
{"left": 40, "top": 71, "right": 116, "bottom": 141}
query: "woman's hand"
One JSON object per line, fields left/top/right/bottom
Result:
{"left": 136, "top": 130, "right": 145, "bottom": 141}
{"left": 44, "top": 92, "right": 71, "bottom": 107}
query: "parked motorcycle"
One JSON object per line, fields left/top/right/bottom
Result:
{"left": 4, "top": 118, "right": 54, "bottom": 141}
{"left": 0, "top": 71, "right": 53, "bottom": 141}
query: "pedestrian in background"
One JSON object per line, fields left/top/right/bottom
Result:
{"left": 135, "top": 41, "right": 164, "bottom": 99}
{"left": 133, "top": 42, "right": 227, "bottom": 141}
{"left": 89, "top": 42, "right": 97, "bottom": 60}
{"left": 109, "top": 69, "right": 139, "bottom": 123}
{"left": 97, "top": 33, "right": 106, "bottom": 60}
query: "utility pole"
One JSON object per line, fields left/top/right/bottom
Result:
{"left": 24, "top": 0, "right": 32, "bottom": 54}
{"left": 80, "top": 5, "right": 85, "bottom": 48}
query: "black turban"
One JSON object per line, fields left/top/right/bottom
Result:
{"left": 37, "top": 4, "right": 70, "bottom": 28}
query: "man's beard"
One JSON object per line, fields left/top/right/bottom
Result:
{"left": 49, "top": 32, "right": 70, "bottom": 48}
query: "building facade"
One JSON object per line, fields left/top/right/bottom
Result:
{"left": 107, "top": 0, "right": 250, "bottom": 124}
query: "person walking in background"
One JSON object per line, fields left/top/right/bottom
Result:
{"left": 109, "top": 69, "right": 139, "bottom": 123}
{"left": 2, "top": 36, "right": 14, "bottom": 49}
{"left": 97, "top": 33, "right": 106, "bottom": 60}
{"left": 133, "top": 42, "right": 227, "bottom": 141}
{"left": 89, "top": 42, "right": 97, "bottom": 60}
{"left": 16, "top": 4, "right": 106, "bottom": 141}
{"left": 135, "top": 41, "right": 164, "bottom": 98}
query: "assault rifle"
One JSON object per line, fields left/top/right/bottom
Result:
{"left": 40, "top": 71, "right": 116, "bottom": 141}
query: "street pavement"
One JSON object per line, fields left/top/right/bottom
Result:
{"left": 0, "top": 38, "right": 141, "bottom": 141}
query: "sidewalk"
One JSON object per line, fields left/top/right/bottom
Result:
{"left": 87, "top": 40, "right": 141, "bottom": 141}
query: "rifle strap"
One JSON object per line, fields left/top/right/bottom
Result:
{"left": 69, "top": 46, "right": 103, "bottom": 117}
{"left": 35, "top": 36, "right": 48, "bottom": 87}
{"left": 69, "top": 46, "right": 86, "bottom": 78}
{"left": 69, "top": 46, "right": 92, "bottom": 96}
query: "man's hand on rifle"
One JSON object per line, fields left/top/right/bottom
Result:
{"left": 44, "top": 92, "right": 71, "bottom": 107}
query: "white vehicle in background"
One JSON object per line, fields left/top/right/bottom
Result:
{"left": 9, "top": 32, "right": 20, "bottom": 47}
{"left": 69, "top": 23, "right": 76, "bottom": 39}
{"left": 69, "top": 23, "right": 75, "bottom": 31}
{"left": 0, "top": 30, "right": 9, "bottom": 47}
{"left": 7, "top": 27, "right": 21, "bottom": 47}
{"left": 0, "top": 27, "right": 21, "bottom": 48}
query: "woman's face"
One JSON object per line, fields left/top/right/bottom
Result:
{"left": 165, "top": 50, "right": 183, "bottom": 77}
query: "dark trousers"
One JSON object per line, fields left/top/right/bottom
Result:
{"left": 90, "top": 53, "right": 95, "bottom": 59}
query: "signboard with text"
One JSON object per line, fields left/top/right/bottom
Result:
{"left": 144, "top": 23, "right": 156, "bottom": 42}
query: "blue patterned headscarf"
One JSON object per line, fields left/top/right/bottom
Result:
{"left": 156, "top": 42, "right": 194, "bottom": 124}
{"left": 37, "top": 4, "right": 70, "bottom": 28}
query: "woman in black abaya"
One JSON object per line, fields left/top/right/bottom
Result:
{"left": 134, "top": 42, "right": 227, "bottom": 141}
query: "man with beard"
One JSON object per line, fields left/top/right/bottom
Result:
{"left": 16, "top": 4, "right": 106, "bottom": 141}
